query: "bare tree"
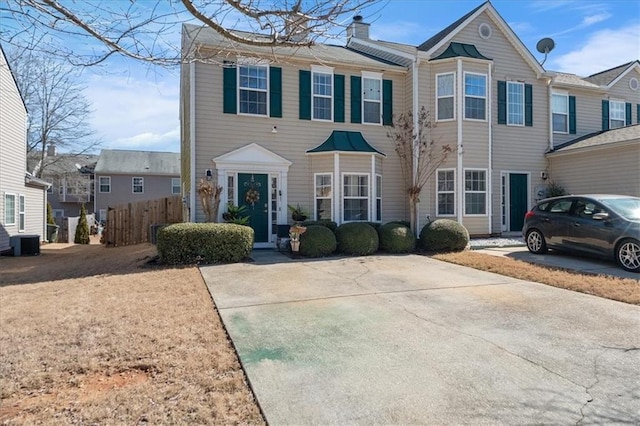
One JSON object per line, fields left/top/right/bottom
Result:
{"left": 387, "top": 107, "right": 453, "bottom": 235}
{"left": 7, "top": 49, "right": 99, "bottom": 177}
{"left": 1, "top": 0, "right": 380, "bottom": 66}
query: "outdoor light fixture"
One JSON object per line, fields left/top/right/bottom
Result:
{"left": 205, "top": 169, "right": 213, "bottom": 181}
{"left": 272, "top": 126, "right": 278, "bottom": 133}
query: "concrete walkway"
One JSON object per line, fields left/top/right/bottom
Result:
{"left": 201, "top": 252, "right": 640, "bottom": 425}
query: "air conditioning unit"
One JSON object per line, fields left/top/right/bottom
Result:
{"left": 9, "top": 235, "right": 41, "bottom": 256}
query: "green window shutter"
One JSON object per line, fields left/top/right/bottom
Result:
{"left": 497, "top": 81, "right": 506, "bottom": 124}
{"left": 334, "top": 74, "right": 345, "bottom": 123}
{"left": 637, "top": 104, "right": 640, "bottom": 124}
{"left": 524, "top": 84, "right": 533, "bottom": 127}
{"left": 223, "top": 62, "right": 237, "bottom": 114}
{"left": 625, "top": 102, "right": 632, "bottom": 126}
{"left": 299, "top": 70, "right": 311, "bottom": 120}
{"left": 383, "top": 79, "right": 393, "bottom": 126}
{"left": 269, "top": 67, "right": 282, "bottom": 118}
{"left": 351, "top": 76, "right": 362, "bottom": 123}
{"left": 568, "top": 96, "right": 576, "bottom": 134}
{"left": 601, "top": 100, "right": 609, "bottom": 130}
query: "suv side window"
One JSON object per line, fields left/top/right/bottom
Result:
{"left": 548, "top": 199, "right": 573, "bottom": 214}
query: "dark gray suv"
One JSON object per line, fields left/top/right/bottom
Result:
{"left": 522, "top": 194, "right": 640, "bottom": 272}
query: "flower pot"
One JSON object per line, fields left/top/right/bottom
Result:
{"left": 290, "top": 240, "right": 301, "bottom": 252}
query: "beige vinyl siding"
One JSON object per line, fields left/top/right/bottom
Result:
{"left": 191, "top": 55, "right": 408, "bottom": 226}
{"left": 548, "top": 143, "right": 640, "bottom": 197}
{"left": 552, "top": 87, "right": 603, "bottom": 146}
{"left": 607, "top": 70, "right": 640, "bottom": 108}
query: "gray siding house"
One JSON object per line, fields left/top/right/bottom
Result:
{"left": 0, "top": 46, "right": 50, "bottom": 253}
{"left": 93, "top": 149, "right": 180, "bottom": 222}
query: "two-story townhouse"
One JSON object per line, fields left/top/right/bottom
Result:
{"left": 546, "top": 61, "right": 640, "bottom": 196}
{"left": 93, "top": 149, "right": 180, "bottom": 223}
{"left": 0, "top": 45, "right": 50, "bottom": 254}
{"left": 348, "top": 2, "right": 552, "bottom": 236}
{"left": 181, "top": 23, "right": 408, "bottom": 247}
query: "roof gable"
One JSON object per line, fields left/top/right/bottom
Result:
{"left": 213, "top": 143, "right": 292, "bottom": 167}
{"left": 584, "top": 61, "right": 639, "bottom": 87}
{"left": 418, "top": 2, "right": 487, "bottom": 52}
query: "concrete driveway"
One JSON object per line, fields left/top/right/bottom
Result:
{"left": 201, "top": 252, "right": 640, "bottom": 425}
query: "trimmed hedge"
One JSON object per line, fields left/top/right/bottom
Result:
{"left": 299, "top": 225, "right": 337, "bottom": 257}
{"left": 418, "top": 219, "right": 469, "bottom": 252}
{"left": 301, "top": 220, "right": 338, "bottom": 233}
{"left": 378, "top": 222, "right": 416, "bottom": 253}
{"left": 335, "top": 222, "right": 379, "bottom": 256}
{"left": 157, "top": 223, "right": 253, "bottom": 264}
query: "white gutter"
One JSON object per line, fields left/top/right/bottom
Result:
{"left": 456, "top": 59, "right": 463, "bottom": 224}
{"left": 547, "top": 79, "right": 554, "bottom": 151}
{"left": 189, "top": 62, "right": 197, "bottom": 222}
{"left": 487, "top": 62, "right": 493, "bottom": 235}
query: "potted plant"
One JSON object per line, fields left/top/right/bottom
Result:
{"left": 222, "top": 203, "right": 250, "bottom": 225}
{"left": 289, "top": 224, "right": 307, "bottom": 252}
{"left": 288, "top": 204, "right": 308, "bottom": 222}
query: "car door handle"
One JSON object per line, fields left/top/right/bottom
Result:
{"left": 573, "top": 222, "right": 581, "bottom": 227}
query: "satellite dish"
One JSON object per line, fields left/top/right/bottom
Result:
{"left": 536, "top": 37, "right": 555, "bottom": 66}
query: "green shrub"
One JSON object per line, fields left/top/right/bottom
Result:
{"left": 301, "top": 220, "right": 338, "bottom": 233}
{"left": 74, "top": 204, "right": 90, "bottom": 244}
{"left": 46, "top": 202, "right": 55, "bottom": 225}
{"left": 299, "top": 225, "right": 337, "bottom": 257}
{"left": 418, "top": 219, "right": 469, "bottom": 252}
{"left": 157, "top": 223, "right": 253, "bottom": 264}
{"left": 364, "top": 221, "right": 381, "bottom": 230}
{"left": 378, "top": 222, "right": 416, "bottom": 253}
{"left": 387, "top": 220, "right": 411, "bottom": 228}
{"left": 335, "top": 222, "right": 379, "bottom": 256}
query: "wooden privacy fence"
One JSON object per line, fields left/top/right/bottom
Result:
{"left": 104, "top": 195, "right": 183, "bottom": 247}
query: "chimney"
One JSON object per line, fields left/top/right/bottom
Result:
{"left": 285, "top": 12, "right": 310, "bottom": 43}
{"left": 47, "top": 143, "right": 57, "bottom": 157}
{"left": 347, "top": 15, "right": 370, "bottom": 40}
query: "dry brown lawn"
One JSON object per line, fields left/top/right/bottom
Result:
{"left": 434, "top": 251, "right": 640, "bottom": 305}
{"left": 0, "top": 239, "right": 264, "bottom": 425}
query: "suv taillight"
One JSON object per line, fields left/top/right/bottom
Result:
{"left": 524, "top": 210, "right": 535, "bottom": 220}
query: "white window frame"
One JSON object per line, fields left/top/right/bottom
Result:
{"left": 4, "top": 193, "right": 16, "bottom": 225}
{"left": 311, "top": 65, "right": 334, "bottom": 122}
{"left": 237, "top": 58, "right": 269, "bottom": 117}
{"left": 507, "top": 81, "right": 525, "bottom": 126}
{"left": 18, "top": 195, "right": 25, "bottom": 232}
{"left": 609, "top": 99, "right": 625, "bottom": 129}
{"left": 171, "top": 177, "right": 181, "bottom": 195}
{"left": 552, "top": 91, "right": 569, "bottom": 134}
{"left": 59, "top": 179, "right": 65, "bottom": 196}
{"left": 99, "top": 176, "right": 111, "bottom": 193}
{"left": 314, "top": 173, "right": 333, "bottom": 220}
{"left": 436, "top": 169, "right": 456, "bottom": 217}
{"left": 375, "top": 174, "right": 382, "bottom": 222}
{"left": 436, "top": 72, "right": 455, "bottom": 121}
{"left": 463, "top": 72, "right": 487, "bottom": 121}
{"left": 342, "top": 173, "right": 370, "bottom": 222}
{"left": 464, "top": 169, "right": 488, "bottom": 216}
{"left": 362, "top": 71, "right": 383, "bottom": 125}
{"left": 132, "top": 177, "right": 144, "bottom": 194}
{"left": 53, "top": 209, "right": 65, "bottom": 218}
{"left": 99, "top": 209, "right": 107, "bottom": 222}
{"left": 227, "top": 174, "right": 236, "bottom": 206}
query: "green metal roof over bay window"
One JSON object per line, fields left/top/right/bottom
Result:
{"left": 306, "top": 131, "right": 385, "bottom": 156}
{"left": 431, "top": 42, "right": 492, "bottom": 61}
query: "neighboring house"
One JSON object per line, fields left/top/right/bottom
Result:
{"left": 0, "top": 45, "right": 50, "bottom": 253}
{"left": 180, "top": 1, "right": 639, "bottom": 246}
{"left": 93, "top": 149, "right": 181, "bottom": 222}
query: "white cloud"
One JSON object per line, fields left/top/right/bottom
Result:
{"left": 112, "top": 127, "right": 180, "bottom": 152}
{"left": 551, "top": 12, "right": 611, "bottom": 36}
{"left": 550, "top": 23, "right": 640, "bottom": 75}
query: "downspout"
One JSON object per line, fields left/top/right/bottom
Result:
{"left": 189, "top": 61, "right": 197, "bottom": 222}
{"left": 487, "top": 62, "right": 493, "bottom": 235}
{"left": 412, "top": 57, "right": 420, "bottom": 231}
{"left": 456, "top": 59, "right": 463, "bottom": 224}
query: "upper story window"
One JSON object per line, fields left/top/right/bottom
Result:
{"left": 312, "top": 65, "right": 333, "bottom": 121}
{"left": 552, "top": 93, "right": 569, "bottom": 133}
{"left": 362, "top": 71, "right": 382, "bottom": 125}
{"left": 436, "top": 73, "right": 455, "bottom": 121}
{"left": 171, "top": 178, "right": 181, "bottom": 195}
{"left": 609, "top": 100, "right": 625, "bottom": 129}
{"left": 99, "top": 176, "right": 111, "bottom": 193}
{"left": 239, "top": 64, "right": 268, "bottom": 115}
{"left": 507, "top": 81, "right": 524, "bottom": 126}
{"left": 132, "top": 177, "right": 144, "bottom": 194}
{"left": 464, "top": 73, "right": 486, "bottom": 121}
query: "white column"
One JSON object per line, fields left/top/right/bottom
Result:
{"left": 334, "top": 153, "right": 340, "bottom": 223}
{"left": 456, "top": 59, "right": 464, "bottom": 224}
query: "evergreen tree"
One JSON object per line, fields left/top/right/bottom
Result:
{"left": 74, "top": 204, "right": 90, "bottom": 244}
{"left": 46, "top": 202, "right": 55, "bottom": 225}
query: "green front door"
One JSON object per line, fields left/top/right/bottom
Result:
{"left": 509, "top": 173, "right": 528, "bottom": 232}
{"left": 238, "top": 173, "right": 269, "bottom": 243}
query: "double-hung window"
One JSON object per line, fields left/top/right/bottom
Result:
{"left": 18, "top": 195, "right": 25, "bottom": 232}
{"left": 314, "top": 174, "right": 332, "bottom": 220}
{"left": 437, "top": 170, "right": 455, "bottom": 216}
{"left": 4, "top": 194, "right": 16, "bottom": 225}
{"left": 464, "top": 170, "right": 487, "bottom": 215}
{"left": 239, "top": 63, "right": 268, "bottom": 115}
{"left": 464, "top": 73, "right": 486, "bottom": 120}
{"left": 436, "top": 73, "right": 454, "bottom": 121}
{"left": 343, "top": 174, "right": 368, "bottom": 221}
{"left": 609, "top": 100, "right": 625, "bottom": 129}
{"left": 171, "top": 178, "right": 181, "bottom": 195}
{"left": 132, "top": 177, "right": 144, "bottom": 194}
{"left": 507, "top": 81, "right": 524, "bottom": 125}
{"left": 312, "top": 66, "right": 333, "bottom": 121}
{"left": 552, "top": 93, "right": 569, "bottom": 133}
{"left": 362, "top": 72, "right": 382, "bottom": 124}
{"left": 375, "top": 175, "right": 382, "bottom": 222}
{"left": 99, "top": 176, "right": 111, "bottom": 193}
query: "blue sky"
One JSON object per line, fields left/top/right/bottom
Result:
{"left": 82, "top": 0, "right": 639, "bottom": 154}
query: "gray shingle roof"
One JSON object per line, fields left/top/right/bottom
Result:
{"left": 95, "top": 150, "right": 180, "bottom": 175}
{"left": 550, "top": 125, "right": 640, "bottom": 153}
{"left": 550, "top": 72, "right": 601, "bottom": 89}
{"left": 584, "top": 61, "right": 638, "bottom": 86}
{"left": 417, "top": 2, "right": 487, "bottom": 52}
{"left": 42, "top": 154, "right": 98, "bottom": 176}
